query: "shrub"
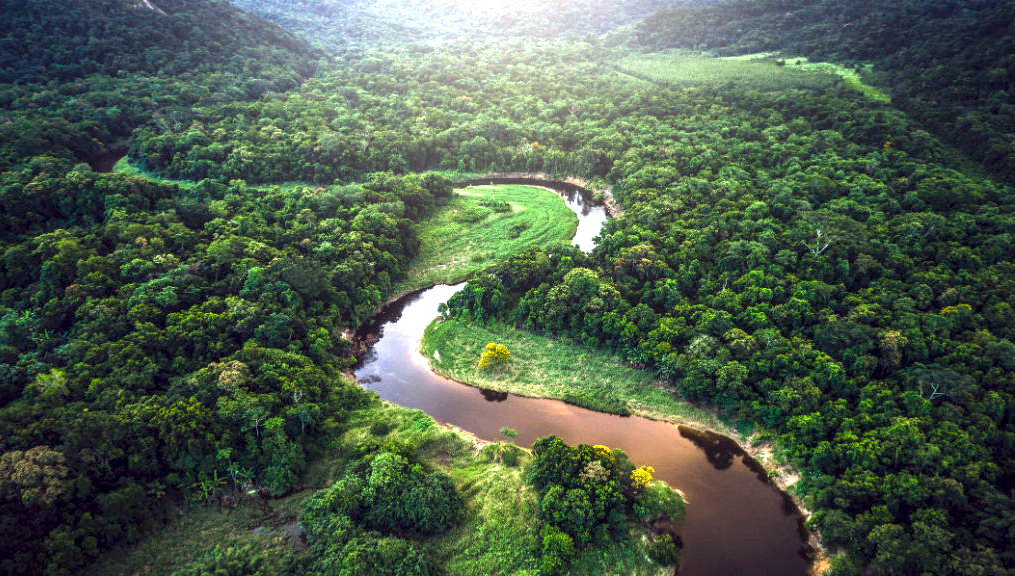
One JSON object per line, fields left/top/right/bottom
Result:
{"left": 539, "top": 525, "right": 575, "bottom": 576}
{"left": 477, "top": 342, "right": 510, "bottom": 370}
{"left": 629, "top": 466, "right": 654, "bottom": 490}
{"left": 633, "top": 481, "right": 685, "bottom": 523}
{"left": 500, "top": 445, "right": 521, "bottom": 467}
{"left": 370, "top": 420, "right": 391, "bottom": 436}
{"left": 170, "top": 543, "right": 271, "bottom": 576}
{"left": 647, "top": 533, "right": 681, "bottom": 566}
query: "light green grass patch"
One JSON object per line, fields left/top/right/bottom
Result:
{"left": 395, "top": 184, "right": 577, "bottom": 294}
{"left": 721, "top": 52, "right": 890, "bottom": 102}
{"left": 615, "top": 51, "right": 836, "bottom": 92}
{"left": 422, "top": 318, "right": 734, "bottom": 433}
{"left": 82, "top": 500, "right": 293, "bottom": 576}
{"left": 437, "top": 461, "right": 541, "bottom": 576}
{"left": 778, "top": 57, "right": 890, "bottom": 102}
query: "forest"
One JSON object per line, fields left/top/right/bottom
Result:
{"left": 1, "top": 0, "right": 1013, "bottom": 575}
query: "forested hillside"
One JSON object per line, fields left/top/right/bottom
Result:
{"left": 229, "top": 0, "right": 722, "bottom": 46}
{"left": 2, "top": 0, "right": 1013, "bottom": 574}
{"left": 0, "top": 0, "right": 316, "bottom": 175}
{"left": 634, "top": 0, "right": 1015, "bottom": 185}
{"left": 0, "top": 1, "right": 451, "bottom": 574}
{"left": 438, "top": 49, "right": 1015, "bottom": 574}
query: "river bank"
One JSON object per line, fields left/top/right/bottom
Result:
{"left": 418, "top": 315, "right": 827, "bottom": 569}
{"left": 353, "top": 282, "right": 817, "bottom": 576}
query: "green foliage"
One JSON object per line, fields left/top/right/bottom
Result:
{"left": 539, "top": 525, "right": 575, "bottom": 576}
{"left": 526, "top": 436, "right": 681, "bottom": 573}
{"left": 302, "top": 446, "right": 463, "bottom": 538}
{"left": 646, "top": 533, "right": 680, "bottom": 566}
{"left": 499, "top": 445, "right": 521, "bottom": 467}
{"left": 633, "top": 481, "right": 686, "bottom": 524}
{"left": 370, "top": 420, "right": 392, "bottom": 436}
{"left": 170, "top": 543, "right": 271, "bottom": 576}
{"left": 635, "top": 0, "right": 1015, "bottom": 185}
{"left": 2, "top": 0, "right": 1014, "bottom": 573}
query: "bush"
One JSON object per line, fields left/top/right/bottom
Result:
{"left": 629, "top": 466, "right": 654, "bottom": 490}
{"left": 539, "top": 525, "right": 575, "bottom": 576}
{"left": 500, "top": 445, "right": 521, "bottom": 467}
{"left": 633, "top": 481, "right": 685, "bottom": 523}
{"left": 477, "top": 342, "right": 510, "bottom": 370}
{"left": 370, "top": 420, "right": 391, "bottom": 436}
{"left": 646, "top": 533, "right": 680, "bottom": 566}
{"left": 171, "top": 543, "right": 271, "bottom": 576}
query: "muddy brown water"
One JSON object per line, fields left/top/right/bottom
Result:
{"left": 354, "top": 184, "right": 812, "bottom": 576}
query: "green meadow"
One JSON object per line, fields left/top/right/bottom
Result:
{"left": 395, "top": 184, "right": 578, "bottom": 294}
{"left": 421, "top": 318, "right": 735, "bottom": 435}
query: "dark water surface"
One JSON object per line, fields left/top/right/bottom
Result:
{"left": 354, "top": 185, "right": 811, "bottom": 576}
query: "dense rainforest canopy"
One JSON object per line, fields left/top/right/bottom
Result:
{"left": 635, "top": 0, "right": 1015, "bottom": 185}
{"left": 1, "top": 0, "right": 1013, "bottom": 575}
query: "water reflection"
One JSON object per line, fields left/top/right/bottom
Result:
{"left": 678, "top": 425, "right": 741, "bottom": 471}
{"left": 479, "top": 388, "right": 509, "bottom": 402}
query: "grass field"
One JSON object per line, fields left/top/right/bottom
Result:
{"left": 421, "top": 318, "right": 735, "bottom": 434}
{"left": 395, "top": 184, "right": 577, "bottom": 294}
{"left": 721, "top": 52, "right": 891, "bottom": 102}
{"left": 86, "top": 399, "right": 661, "bottom": 576}
{"left": 615, "top": 51, "right": 837, "bottom": 92}
{"left": 81, "top": 493, "right": 299, "bottom": 576}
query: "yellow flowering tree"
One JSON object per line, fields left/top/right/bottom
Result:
{"left": 477, "top": 342, "right": 510, "bottom": 370}
{"left": 630, "top": 465, "right": 654, "bottom": 490}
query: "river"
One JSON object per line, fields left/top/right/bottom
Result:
{"left": 354, "top": 183, "right": 812, "bottom": 576}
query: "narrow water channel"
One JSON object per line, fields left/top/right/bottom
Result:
{"left": 354, "top": 184, "right": 812, "bottom": 576}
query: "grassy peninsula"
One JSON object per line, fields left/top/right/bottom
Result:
{"left": 395, "top": 184, "right": 577, "bottom": 294}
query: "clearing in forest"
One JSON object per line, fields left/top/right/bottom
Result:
{"left": 616, "top": 51, "right": 838, "bottom": 92}
{"left": 395, "top": 184, "right": 577, "bottom": 294}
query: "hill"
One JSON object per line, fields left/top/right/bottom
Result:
{"left": 634, "top": 0, "right": 1015, "bottom": 185}
{"left": 229, "top": 0, "right": 724, "bottom": 47}
{"left": 0, "top": 0, "right": 315, "bottom": 172}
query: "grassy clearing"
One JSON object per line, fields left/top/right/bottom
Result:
{"left": 718, "top": 51, "right": 890, "bottom": 102}
{"left": 615, "top": 51, "right": 836, "bottom": 92}
{"left": 87, "top": 399, "right": 658, "bottom": 576}
{"left": 82, "top": 498, "right": 295, "bottom": 576}
{"left": 771, "top": 56, "right": 890, "bottom": 102}
{"left": 396, "top": 184, "right": 577, "bottom": 294}
{"left": 421, "top": 318, "right": 734, "bottom": 434}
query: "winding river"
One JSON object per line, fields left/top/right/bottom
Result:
{"left": 355, "top": 182, "right": 812, "bottom": 576}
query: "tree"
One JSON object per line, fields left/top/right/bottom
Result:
{"left": 539, "top": 525, "right": 575, "bottom": 576}
{"left": 0, "top": 446, "right": 68, "bottom": 506}
{"left": 629, "top": 466, "right": 654, "bottom": 490}
{"left": 478, "top": 342, "right": 510, "bottom": 371}
{"left": 797, "top": 210, "right": 863, "bottom": 256}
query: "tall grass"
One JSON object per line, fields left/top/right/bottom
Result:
{"left": 422, "top": 319, "right": 734, "bottom": 433}
{"left": 615, "top": 51, "right": 837, "bottom": 92}
{"left": 395, "top": 184, "right": 577, "bottom": 294}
